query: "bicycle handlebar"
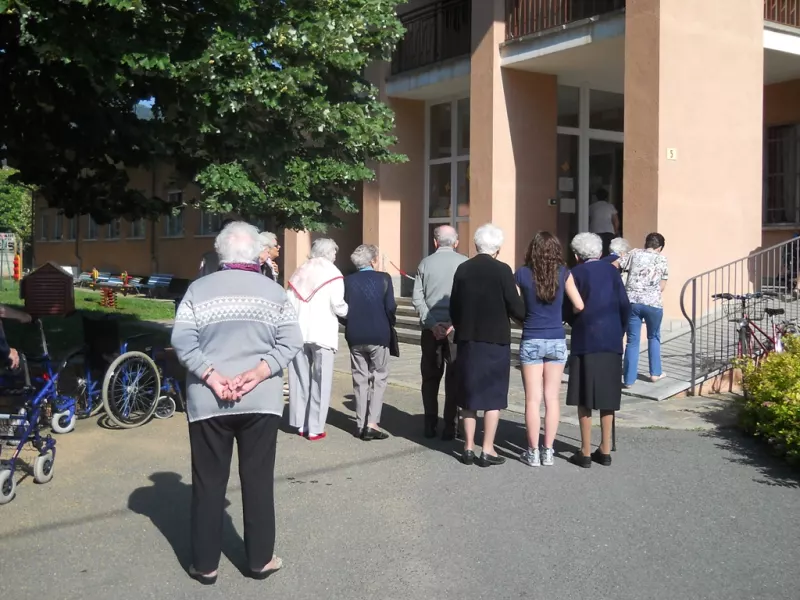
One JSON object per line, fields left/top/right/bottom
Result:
{"left": 711, "top": 292, "right": 778, "bottom": 301}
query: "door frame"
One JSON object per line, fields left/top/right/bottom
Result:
{"left": 557, "top": 83, "right": 624, "bottom": 233}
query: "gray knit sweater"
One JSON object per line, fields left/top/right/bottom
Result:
{"left": 172, "top": 269, "right": 303, "bottom": 422}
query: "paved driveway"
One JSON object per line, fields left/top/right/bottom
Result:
{"left": 2, "top": 374, "right": 798, "bottom": 600}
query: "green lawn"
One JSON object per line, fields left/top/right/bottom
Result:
{"left": 0, "top": 283, "right": 173, "bottom": 358}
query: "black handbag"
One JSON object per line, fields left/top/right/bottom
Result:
{"left": 383, "top": 276, "right": 400, "bottom": 357}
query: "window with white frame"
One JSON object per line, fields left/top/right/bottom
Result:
{"left": 129, "top": 218, "right": 146, "bottom": 239}
{"left": 164, "top": 191, "right": 184, "bottom": 237}
{"left": 199, "top": 210, "right": 223, "bottom": 236}
{"left": 66, "top": 217, "right": 77, "bottom": 241}
{"left": 106, "top": 218, "right": 121, "bottom": 240}
{"left": 38, "top": 213, "right": 50, "bottom": 241}
{"left": 425, "top": 97, "right": 470, "bottom": 254}
{"left": 764, "top": 124, "right": 800, "bottom": 225}
{"left": 52, "top": 214, "right": 63, "bottom": 240}
{"left": 85, "top": 216, "right": 98, "bottom": 240}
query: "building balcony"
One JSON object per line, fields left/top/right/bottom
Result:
{"left": 391, "top": 0, "right": 472, "bottom": 76}
{"left": 765, "top": 0, "right": 800, "bottom": 28}
{"left": 506, "top": 0, "right": 625, "bottom": 41}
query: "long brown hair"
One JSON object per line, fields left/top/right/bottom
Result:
{"left": 524, "top": 231, "right": 564, "bottom": 303}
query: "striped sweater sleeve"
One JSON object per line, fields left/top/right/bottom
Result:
{"left": 261, "top": 297, "right": 303, "bottom": 377}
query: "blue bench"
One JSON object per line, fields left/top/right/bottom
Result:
{"left": 142, "top": 274, "right": 174, "bottom": 298}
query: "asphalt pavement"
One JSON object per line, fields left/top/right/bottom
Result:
{"left": 1, "top": 373, "right": 798, "bottom": 600}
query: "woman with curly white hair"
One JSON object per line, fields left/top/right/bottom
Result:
{"left": 286, "top": 238, "right": 348, "bottom": 441}
{"left": 562, "top": 233, "right": 630, "bottom": 468}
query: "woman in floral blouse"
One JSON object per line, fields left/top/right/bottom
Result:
{"left": 620, "top": 233, "right": 669, "bottom": 386}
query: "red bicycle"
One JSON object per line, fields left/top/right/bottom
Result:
{"left": 712, "top": 292, "right": 797, "bottom": 358}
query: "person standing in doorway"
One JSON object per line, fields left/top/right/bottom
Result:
{"left": 588, "top": 188, "right": 619, "bottom": 257}
{"left": 411, "top": 225, "right": 467, "bottom": 440}
{"left": 621, "top": 232, "right": 669, "bottom": 386}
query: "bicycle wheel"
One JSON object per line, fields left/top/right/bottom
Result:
{"left": 102, "top": 351, "right": 161, "bottom": 429}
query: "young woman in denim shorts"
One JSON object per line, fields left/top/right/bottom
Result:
{"left": 514, "top": 232, "right": 584, "bottom": 467}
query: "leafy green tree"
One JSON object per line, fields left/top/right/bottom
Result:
{"left": 0, "top": 0, "right": 405, "bottom": 230}
{"left": 0, "top": 167, "right": 32, "bottom": 246}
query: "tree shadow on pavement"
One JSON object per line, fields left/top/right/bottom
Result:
{"left": 127, "top": 472, "right": 250, "bottom": 574}
{"left": 701, "top": 426, "right": 800, "bottom": 489}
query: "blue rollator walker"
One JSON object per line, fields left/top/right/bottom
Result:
{"left": 0, "top": 321, "right": 62, "bottom": 504}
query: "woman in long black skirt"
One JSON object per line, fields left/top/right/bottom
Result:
{"left": 449, "top": 224, "right": 525, "bottom": 467}
{"left": 563, "top": 233, "right": 631, "bottom": 468}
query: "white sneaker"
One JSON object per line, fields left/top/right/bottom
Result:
{"left": 541, "top": 447, "right": 555, "bottom": 466}
{"left": 520, "top": 447, "right": 540, "bottom": 467}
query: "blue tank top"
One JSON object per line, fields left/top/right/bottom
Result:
{"left": 514, "top": 265, "right": 567, "bottom": 340}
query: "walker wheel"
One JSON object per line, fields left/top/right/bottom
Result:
{"left": 0, "top": 469, "right": 16, "bottom": 505}
{"left": 154, "top": 396, "right": 176, "bottom": 420}
{"left": 51, "top": 410, "right": 76, "bottom": 434}
{"left": 33, "top": 450, "right": 55, "bottom": 484}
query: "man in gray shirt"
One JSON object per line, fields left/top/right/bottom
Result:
{"left": 412, "top": 225, "right": 467, "bottom": 440}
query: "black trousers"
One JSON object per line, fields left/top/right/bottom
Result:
{"left": 599, "top": 232, "right": 615, "bottom": 257}
{"left": 189, "top": 412, "right": 279, "bottom": 573}
{"left": 420, "top": 328, "right": 458, "bottom": 428}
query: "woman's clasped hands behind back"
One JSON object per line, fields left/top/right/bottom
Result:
{"left": 202, "top": 361, "right": 273, "bottom": 402}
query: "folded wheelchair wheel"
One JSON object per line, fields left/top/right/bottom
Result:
{"left": 101, "top": 351, "right": 161, "bottom": 429}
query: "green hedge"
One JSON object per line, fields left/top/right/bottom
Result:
{"left": 739, "top": 335, "right": 800, "bottom": 464}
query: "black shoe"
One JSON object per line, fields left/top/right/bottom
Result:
{"left": 424, "top": 421, "right": 437, "bottom": 439}
{"left": 591, "top": 449, "right": 612, "bottom": 466}
{"left": 569, "top": 452, "right": 592, "bottom": 468}
{"left": 249, "top": 556, "right": 283, "bottom": 580}
{"left": 189, "top": 567, "right": 217, "bottom": 586}
{"left": 460, "top": 450, "right": 475, "bottom": 465}
{"left": 477, "top": 452, "right": 506, "bottom": 467}
{"left": 361, "top": 427, "right": 389, "bottom": 441}
{"left": 441, "top": 425, "right": 456, "bottom": 441}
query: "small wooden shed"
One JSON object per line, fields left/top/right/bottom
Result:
{"left": 20, "top": 262, "right": 76, "bottom": 317}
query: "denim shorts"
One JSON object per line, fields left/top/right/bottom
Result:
{"left": 519, "top": 338, "right": 569, "bottom": 366}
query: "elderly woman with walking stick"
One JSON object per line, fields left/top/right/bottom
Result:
{"left": 563, "top": 232, "right": 630, "bottom": 468}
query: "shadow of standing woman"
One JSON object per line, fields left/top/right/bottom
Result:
{"left": 127, "top": 472, "right": 248, "bottom": 574}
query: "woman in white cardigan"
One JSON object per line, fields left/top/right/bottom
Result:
{"left": 286, "top": 238, "right": 348, "bottom": 440}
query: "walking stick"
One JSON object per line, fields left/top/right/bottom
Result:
{"left": 612, "top": 414, "right": 617, "bottom": 451}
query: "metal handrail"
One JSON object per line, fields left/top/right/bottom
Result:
{"left": 680, "top": 235, "right": 800, "bottom": 394}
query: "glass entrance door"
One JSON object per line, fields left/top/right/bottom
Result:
{"left": 589, "top": 140, "right": 624, "bottom": 235}
{"left": 556, "top": 134, "right": 579, "bottom": 262}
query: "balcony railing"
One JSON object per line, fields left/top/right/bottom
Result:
{"left": 765, "top": 0, "right": 800, "bottom": 28}
{"left": 390, "top": 0, "right": 472, "bottom": 76}
{"left": 506, "top": 0, "right": 625, "bottom": 41}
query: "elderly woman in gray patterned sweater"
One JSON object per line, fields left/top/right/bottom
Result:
{"left": 172, "top": 221, "right": 303, "bottom": 585}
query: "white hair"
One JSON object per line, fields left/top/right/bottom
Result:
{"left": 474, "top": 223, "right": 504, "bottom": 255}
{"left": 351, "top": 244, "right": 379, "bottom": 269}
{"left": 309, "top": 237, "right": 338, "bottom": 262}
{"left": 215, "top": 221, "right": 262, "bottom": 264}
{"left": 609, "top": 237, "right": 631, "bottom": 256}
{"left": 434, "top": 225, "right": 458, "bottom": 248}
{"left": 571, "top": 232, "right": 603, "bottom": 261}
{"left": 259, "top": 231, "right": 278, "bottom": 249}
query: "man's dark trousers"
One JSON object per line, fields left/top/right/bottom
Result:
{"left": 420, "top": 328, "right": 458, "bottom": 432}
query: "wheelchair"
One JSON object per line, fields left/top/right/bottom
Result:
{"left": 0, "top": 322, "right": 62, "bottom": 504}
{"left": 59, "top": 315, "right": 184, "bottom": 429}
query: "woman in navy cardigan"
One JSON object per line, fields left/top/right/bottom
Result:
{"left": 563, "top": 233, "right": 631, "bottom": 468}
